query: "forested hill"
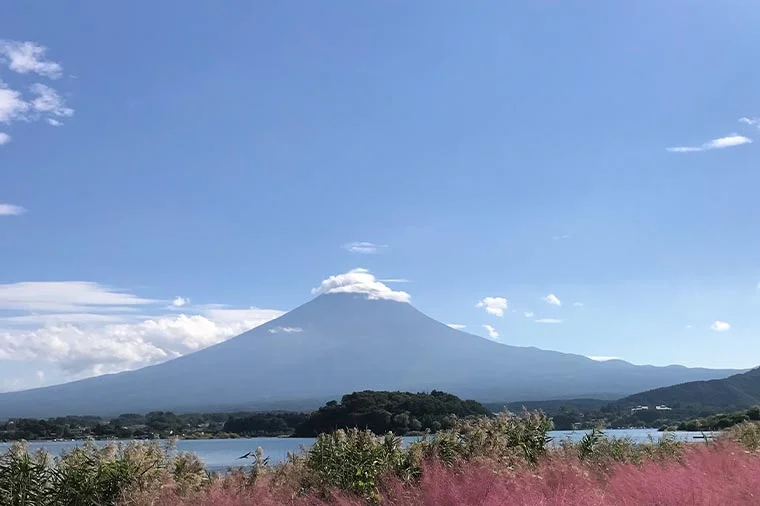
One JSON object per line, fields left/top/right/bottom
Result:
{"left": 294, "top": 390, "right": 490, "bottom": 437}
{"left": 619, "top": 366, "right": 760, "bottom": 410}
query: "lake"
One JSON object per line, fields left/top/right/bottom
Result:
{"left": 0, "top": 429, "right": 712, "bottom": 473}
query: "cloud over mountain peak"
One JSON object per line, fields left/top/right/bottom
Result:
{"left": 311, "top": 268, "right": 411, "bottom": 303}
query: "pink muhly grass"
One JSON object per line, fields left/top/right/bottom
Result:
{"left": 606, "top": 442, "right": 760, "bottom": 506}
{"left": 126, "top": 444, "right": 760, "bottom": 506}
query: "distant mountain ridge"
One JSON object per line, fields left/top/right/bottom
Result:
{"left": 619, "top": 367, "right": 760, "bottom": 410}
{"left": 0, "top": 294, "right": 740, "bottom": 418}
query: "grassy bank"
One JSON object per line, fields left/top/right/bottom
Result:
{"left": 2, "top": 411, "right": 760, "bottom": 505}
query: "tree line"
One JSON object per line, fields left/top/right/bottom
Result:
{"left": 0, "top": 390, "right": 489, "bottom": 441}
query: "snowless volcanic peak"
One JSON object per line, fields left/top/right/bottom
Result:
{"left": 311, "top": 268, "right": 411, "bottom": 303}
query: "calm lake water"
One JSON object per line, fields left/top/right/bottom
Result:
{"left": 0, "top": 429, "right": 712, "bottom": 472}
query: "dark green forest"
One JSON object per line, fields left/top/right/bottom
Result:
{"left": 0, "top": 411, "right": 309, "bottom": 441}
{"left": 677, "top": 406, "right": 760, "bottom": 431}
{"left": 293, "top": 390, "right": 489, "bottom": 437}
{"left": 0, "top": 391, "right": 488, "bottom": 441}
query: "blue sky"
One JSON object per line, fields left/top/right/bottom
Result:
{"left": 1, "top": 1, "right": 760, "bottom": 391}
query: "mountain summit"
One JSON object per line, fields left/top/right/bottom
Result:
{"left": 0, "top": 293, "right": 738, "bottom": 417}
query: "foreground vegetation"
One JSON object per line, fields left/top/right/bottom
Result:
{"left": 3, "top": 410, "right": 760, "bottom": 505}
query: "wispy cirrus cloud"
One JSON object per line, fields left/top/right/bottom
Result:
{"left": 0, "top": 203, "right": 26, "bottom": 216}
{"left": 535, "top": 318, "right": 563, "bottom": 324}
{"left": 666, "top": 134, "right": 752, "bottom": 153}
{"left": 739, "top": 117, "right": 758, "bottom": 127}
{"left": 268, "top": 326, "right": 302, "bottom": 334}
{"left": 343, "top": 242, "right": 387, "bottom": 254}
{"left": 476, "top": 297, "right": 508, "bottom": 317}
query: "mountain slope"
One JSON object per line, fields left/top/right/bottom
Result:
{"left": 619, "top": 367, "right": 760, "bottom": 410}
{"left": 0, "top": 294, "right": 739, "bottom": 418}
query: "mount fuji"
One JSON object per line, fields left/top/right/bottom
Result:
{"left": 0, "top": 293, "right": 738, "bottom": 417}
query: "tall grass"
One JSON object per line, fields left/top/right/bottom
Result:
{"left": 2, "top": 413, "right": 760, "bottom": 505}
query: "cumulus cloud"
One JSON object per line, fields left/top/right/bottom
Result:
{"left": 171, "top": 296, "right": 189, "bottom": 308}
{"left": 523, "top": 311, "right": 534, "bottom": 318}
{"left": 0, "top": 132, "right": 9, "bottom": 144}
{"left": 534, "top": 318, "right": 563, "bottom": 324}
{"left": 0, "top": 83, "right": 29, "bottom": 123}
{"left": 476, "top": 297, "right": 508, "bottom": 317}
{"left": 29, "top": 83, "right": 73, "bottom": 120}
{"left": 710, "top": 320, "right": 731, "bottom": 332}
{"left": 447, "top": 323, "right": 466, "bottom": 330}
{"left": 542, "top": 294, "right": 562, "bottom": 306}
{"left": 0, "top": 40, "right": 73, "bottom": 140}
{"left": 587, "top": 356, "right": 619, "bottom": 361}
{"left": 343, "top": 242, "right": 387, "bottom": 254}
{"left": 311, "top": 268, "right": 411, "bottom": 303}
{"left": 482, "top": 324, "right": 499, "bottom": 339}
{"left": 667, "top": 134, "right": 752, "bottom": 153}
{"left": 0, "top": 41, "right": 63, "bottom": 78}
{"left": 0, "top": 280, "right": 284, "bottom": 376}
{"left": 0, "top": 203, "right": 25, "bottom": 216}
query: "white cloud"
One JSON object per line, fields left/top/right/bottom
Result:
{"left": 587, "top": 356, "right": 619, "bottom": 361}
{"left": 0, "top": 281, "right": 155, "bottom": 312}
{"left": 482, "top": 324, "right": 499, "bottom": 339}
{"left": 710, "top": 320, "right": 731, "bottom": 332}
{"left": 553, "top": 234, "right": 570, "bottom": 241}
{"left": 0, "top": 132, "right": 9, "bottom": 144}
{"left": 685, "top": 324, "right": 693, "bottom": 329}
{"left": 268, "top": 326, "right": 303, "bottom": 334}
{"left": 0, "top": 203, "right": 25, "bottom": 216}
{"left": 534, "top": 318, "right": 563, "bottom": 324}
{"left": 343, "top": 242, "right": 387, "bottom": 254}
{"left": 523, "top": 311, "right": 534, "bottom": 318}
{"left": 667, "top": 134, "right": 752, "bottom": 153}
{"left": 542, "top": 294, "right": 562, "bottom": 306}
{"left": 739, "top": 117, "right": 758, "bottom": 126}
{"left": 379, "top": 279, "right": 410, "bottom": 283}
{"left": 0, "top": 83, "right": 29, "bottom": 123}
{"left": 171, "top": 296, "right": 189, "bottom": 308}
{"left": 29, "top": 83, "right": 73, "bottom": 121}
{"left": 0, "top": 282, "right": 284, "bottom": 376}
{"left": 476, "top": 297, "right": 508, "bottom": 317}
{"left": 1, "top": 313, "right": 129, "bottom": 326}
{"left": 0, "top": 40, "right": 72, "bottom": 141}
{"left": 311, "top": 268, "right": 411, "bottom": 303}
{"left": 447, "top": 323, "right": 466, "bottom": 330}
{"left": 0, "top": 41, "right": 62, "bottom": 78}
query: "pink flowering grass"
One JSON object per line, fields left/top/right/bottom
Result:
{"left": 136, "top": 442, "right": 760, "bottom": 506}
